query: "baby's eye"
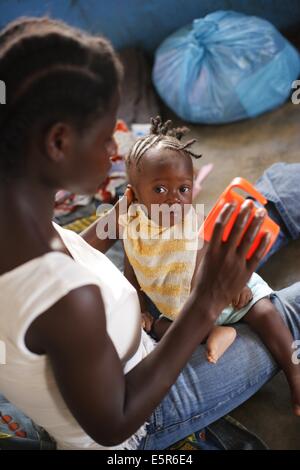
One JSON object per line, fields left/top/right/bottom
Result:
{"left": 154, "top": 186, "right": 167, "bottom": 194}
{"left": 180, "top": 186, "right": 191, "bottom": 193}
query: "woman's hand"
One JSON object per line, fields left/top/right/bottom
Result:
{"left": 115, "top": 185, "right": 134, "bottom": 220}
{"left": 81, "top": 185, "right": 134, "bottom": 252}
{"left": 114, "top": 185, "right": 134, "bottom": 236}
{"left": 194, "top": 200, "right": 270, "bottom": 315}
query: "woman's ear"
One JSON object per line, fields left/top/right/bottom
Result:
{"left": 45, "top": 122, "right": 73, "bottom": 163}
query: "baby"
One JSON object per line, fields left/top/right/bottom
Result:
{"left": 120, "top": 116, "right": 300, "bottom": 416}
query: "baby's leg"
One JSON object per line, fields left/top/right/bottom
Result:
{"left": 206, "top": 326, "right": 237, "bottom": 364}
{"left": 244, "top": 298, "right": 300, "bottom": 416}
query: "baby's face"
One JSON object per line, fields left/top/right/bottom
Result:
{"left": 131, "top": 145, "right": 194, "bottom": 226}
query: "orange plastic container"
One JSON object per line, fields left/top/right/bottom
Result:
{"left": 199, "top": 177, "right": 280, "bottom": 259}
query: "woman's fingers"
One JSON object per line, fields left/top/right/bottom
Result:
{"left": 117, "top": 185, "right": 134, "bottom": 220}
{"left": 226, "top": 200, "right": 253, "bottom": 249}
{"left": 210, "top": 202, "right": 237, "bottom": 247}
{"left": 247, "top": 232, "right": 271, "bottom": 272}
{"left": 237, "top": 208, "right": 266, "bottom": 258}
{"left": 123, "top": 185, "right": 134, "bottom": 207}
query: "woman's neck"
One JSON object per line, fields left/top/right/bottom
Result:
{"left": 0, "top": 177, "right": 67, "bottom": 273}
{"left": 0, "top": 177, "right": 56, "bottom": 228}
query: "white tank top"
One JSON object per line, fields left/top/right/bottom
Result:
{"left": 0, "top": 223, "right": 154, "bottom": 450}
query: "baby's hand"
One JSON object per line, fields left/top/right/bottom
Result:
{"left": 232, "top": 286, "right": 253, "bottom": 310}
{"left": 141, "top": 311, "right": 154, "bottom": 333}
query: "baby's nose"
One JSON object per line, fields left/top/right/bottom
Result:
{"left": 166, "top": 195, "right": 181, "bottom": 205}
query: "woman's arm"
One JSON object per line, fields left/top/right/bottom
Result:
{"left": 27, "top": 281, "right": 220, "bottom": 446}
{"left": 123, "top": 250, "right": 145, "bottom": 309}
{"left": 80, "top": 187, "right": 133, "bottom": 253}
{"left": 27, "top": 201, "right": 270, "bottom": 446}
{"left": 124, "top": 251, "right": 154, "bottom": 331}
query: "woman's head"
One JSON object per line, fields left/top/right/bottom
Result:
{"left": 125, "top": 116, "right": 201, "bottom": 219}
{"left": 0, "top": 17, "right": 122, "bottom": 193}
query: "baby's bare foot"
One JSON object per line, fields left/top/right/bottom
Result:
{"left": 207, "top": 353, "right": 217, "bottom": 364}
{"left": 206, "top": 326, "right": 237, "bottom": 364}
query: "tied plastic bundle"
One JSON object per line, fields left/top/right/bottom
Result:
{"left": 153, "top": 10, "right": 300, "bottom": 124}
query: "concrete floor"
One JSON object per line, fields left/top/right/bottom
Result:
{"left": 167, "top": 101, "right": 300, "bottom": 449}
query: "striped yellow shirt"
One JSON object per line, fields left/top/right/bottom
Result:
{"left": 120, "top": 204, "right": 199, "bottom": 320}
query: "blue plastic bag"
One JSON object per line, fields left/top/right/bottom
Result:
{"left": 153, "top": 10, "right": 300, "bottom": 124}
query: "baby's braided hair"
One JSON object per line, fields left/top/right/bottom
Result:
{"left": 126, "top": 116, "right": 201, "bottom": 170}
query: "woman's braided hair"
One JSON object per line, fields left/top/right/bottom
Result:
{"left": 0, "top": 16, "right": 122, "bottom": 177}
{"left": 126, "top": 116, "right": 201, "bottom": 170}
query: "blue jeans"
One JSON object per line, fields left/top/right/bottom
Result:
{"left": 256, "top": 201, "right": 291, "bottom": 270}
{"left": 2, "top": 284, "right": 299, "bottom": 450}
{"left": 255, "top": 163, "right": 300, "bottom": 242}
{"left": 137, "top": 283, "right": 300, "bottom": 449}
{"left": 0, "top": 394, "right": 56, "bottom": 449}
